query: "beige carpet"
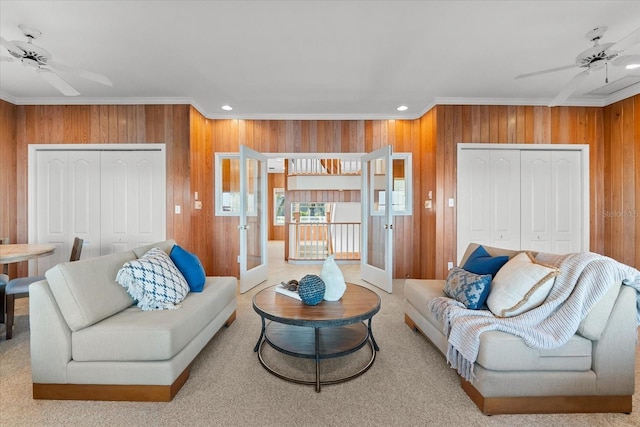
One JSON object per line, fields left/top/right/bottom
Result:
{"left": 2, "top": 250, "right": 640, "bottom": 426}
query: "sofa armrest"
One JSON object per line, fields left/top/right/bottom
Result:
{"left": 592, "top": 285, "right": 637, "bottom": 395}
{"left": 30, "top": 280, "right": 72, "bottom": 384}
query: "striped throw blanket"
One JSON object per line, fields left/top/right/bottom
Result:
{"left": 428, "top": 252, "right": 640, "bottom": 381}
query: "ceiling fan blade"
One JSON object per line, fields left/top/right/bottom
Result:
{"left": 48, "top": 61, "right": 113, "bottom": 87}
{"left": 548, "top": 70, "right": 589, "bottom": 107}
{"left": 610, "top": 27, "right": 640, "bottom": 52}
{"left": 612, "top": 54, "right": 640, "bottom": 68}
{"left": 1, "top": 55, "right": 18, "bottom": 62}
{"left": 37, "top": 68, "right": 80, "bottom": 96}
{"left": 0, "top": 36, "right": 24, "bottom": 56}
{"left": 515, "top": 64, "right": 576, "bottom": 79}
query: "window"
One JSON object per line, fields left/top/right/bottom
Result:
{"left": 274, "top": 188, "right": 285, "bottom": 225}
{"left": 372, "top": 153, "right": 413, "bottom": 216}
{"left": 214, "top": 153, "right": 240, "bottom": 216}
{"left": 291, "top": 202, "right": 327, "bottom": 223}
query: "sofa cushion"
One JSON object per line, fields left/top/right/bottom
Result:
{"left": 45, "top": 250, "right": 136, "bottom": 332}
{"left": 461, "top": 245, "right": 509, "bottom": 277}
{"left": 459, "top": 243, "right": 521, "bottom": 268}
{"left": 487, "top": 252, "right": 559, "bottom": 317}
{"left": 404, "top": 278, "right": 592, "bottom": 371}
{"left": 476, "top": 330, "right": 592, "bottom": 371}
{"left": 170, "top": 244, "right": 206, "bottom": 292}
{"left": 132, "top": 239, "right": 176, "bottom": 258}
{"left": 116, "top": 247, "right": 189, "bottom": 311}
{"left": 72, "top": 276, "right": 237, "bottom": 361}
{"left": 443, "top": 267, "right": 492, "bottom": 309}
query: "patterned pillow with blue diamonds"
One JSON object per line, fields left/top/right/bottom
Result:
{"left": 443, "top": 267, "right": 493, "bottom": 310}
{"left": 116, "top": 247, "right": 189, "bottom": 311}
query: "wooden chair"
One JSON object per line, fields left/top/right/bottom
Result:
{"left": 4, "top": 237, "right": 83, "bottom": 340}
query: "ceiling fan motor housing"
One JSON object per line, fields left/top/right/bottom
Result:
{"left": 9, "top": 40, "right": 51, "bottom": 65}
{"left": 576, "top": 42, "right": 616, "bottom": 68}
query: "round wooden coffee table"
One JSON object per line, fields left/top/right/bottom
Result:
{"left": 253, "top": 282, "right": 381, "bottom": 392}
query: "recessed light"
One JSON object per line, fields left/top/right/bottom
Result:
{"left": 396, "top": 105, "right": 408, "bottom": 111}
{"left": 221, "top": 105, "right": 233, "bottom": 111}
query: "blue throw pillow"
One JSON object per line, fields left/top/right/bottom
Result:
{"left": 444, "top": 267, "right": 492, "bottom": 309}
{"left": 170, "top": 245, "right": 206, "bottom": 292}
{"left": 462, "top": 245, "right": 509, "bottom": 277}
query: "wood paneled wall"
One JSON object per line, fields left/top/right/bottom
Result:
{"left": 2, "top": 95, "right": 637, "bottom": 281}
{"left": 603, "top": 96, "right": 640, "bottom": 269}
{"left": 426, "top": 104, "right": 609, "bottom": 278}
{"left": 10, "top": 104, "right": 190, "bottom": 276}
{"left": 0, "top": 100, "right": 18, "bottom": 277}
{"left": 268, "top": 173, "right": 285, "bottom": 241}
{"left": 188, "top": 117, "right": 420, "bottom": 277}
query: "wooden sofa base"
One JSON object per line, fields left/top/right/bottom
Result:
{"left": 405, "top": 313, "right": 633, "bottom": 415}
{"left": 33, "top": 366, "right": 190, "bottom": 402}
{"left": 33, "top": 311, "right": 238, "bottom": 402}
{"left": 461, "top": 380, "right": 632, "bottom": 415}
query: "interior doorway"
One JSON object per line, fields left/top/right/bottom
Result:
{"left": 218, "top": 147, "right": 410, "bottom": 294}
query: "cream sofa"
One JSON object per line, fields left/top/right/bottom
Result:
{"left": 404, "top": 243, "right": 637, "bottom": 415}
{"left": 29, "top": 240, "right": 237, "bottom": 402}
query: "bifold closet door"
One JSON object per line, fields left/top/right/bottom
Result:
{"left": 35, "top": 150, "right": 101, "bottom": 273}
{"left": 520, "top": 150, "right": 582, "bottom": 254}
{"left": 457, "top": 149, "right": 521, "bottom": 264}
{"left": 100, "top": 150, "right": 166, "bottom": 255}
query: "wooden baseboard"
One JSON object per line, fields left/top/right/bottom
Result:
{"left": 33, "top": 366, "right": 191, "bottom": 402}
{"left": 461, "top": 379, "right": 632, "bottom": 414}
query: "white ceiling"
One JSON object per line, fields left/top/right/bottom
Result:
{"left": 1, "top": 0, "right": 640, "bottom": 120}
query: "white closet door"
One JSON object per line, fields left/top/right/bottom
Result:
{"left": 35, "top": 150, "right": 101, "bottom": 273}
{"left": 457, "top": 149, "right": 520, "bottom": 264}
{"left": 549, "top": 151, "right": 582, "bottom": 253}
{"left": 520, "top": 150, "right": 582, "bottom": 253}
{"left": 490, "top": 150, "right": 521, "bottom": 250}
{"left": 100, "top": 150, "right": 166, "bottom": 255}
{"left": 521, "top": 151, "right": 551, "bottom": 252}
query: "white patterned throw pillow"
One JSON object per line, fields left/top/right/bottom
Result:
{"left": 487, "top": 252, "right": 559, "bottom": 317}
{"left": 116, "top": 247, "right": 189, "bottom": 311}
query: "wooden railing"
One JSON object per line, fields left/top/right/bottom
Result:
{"left": 288, "top": 157, "right": 361, "bottom": 176}
{"left": 288, "top": 222, "right": 360, "bottom": 261}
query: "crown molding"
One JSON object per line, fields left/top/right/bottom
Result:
{"left": 431, "top": 97, "right": 606, "bottom": 108}
{"left": 2, "top": 92, "right": 639, "bottom": 119}
{"left": 0, "top": 91, "right": 18, "bottom": 105}
{"left": 604, "top": 82, "right": 640, "bottom": 106}
{"left": 0, "top": 95, "right": 194, "bottom": 106}
{"left": 200, "top": 111, "right": 419, "bottom": 120}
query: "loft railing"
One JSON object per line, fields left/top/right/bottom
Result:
{"left": 288, "top": 157, "right": 361, "bottom": 176}
{"left": 288, "top": 222, "right": 361, "bottom": 261}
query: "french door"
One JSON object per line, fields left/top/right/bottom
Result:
{"left": 361, "top": 146, "right": 393, "bottom": 293}
{"left": 239, "top": 145, "right": 268, "bottom": 293}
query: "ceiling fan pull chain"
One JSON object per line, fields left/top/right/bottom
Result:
{"left": 605, "top": 62, "right": 609, "bottom": 84}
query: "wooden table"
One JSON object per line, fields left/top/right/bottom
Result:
{"left": 1, "top": 244, "right": 56, "bottom": 276}
{"left": 0, "top": 243, "right": 55, "bottom": 324}
{"left": 0, "top": 244, "right": 56, "bottom": 264}
{"left": 253, "top": 282, "right": 381, "bottom": 392}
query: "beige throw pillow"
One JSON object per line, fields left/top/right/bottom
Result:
{"left": 487, "top": 252, "right": 559, "bottom": 317}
